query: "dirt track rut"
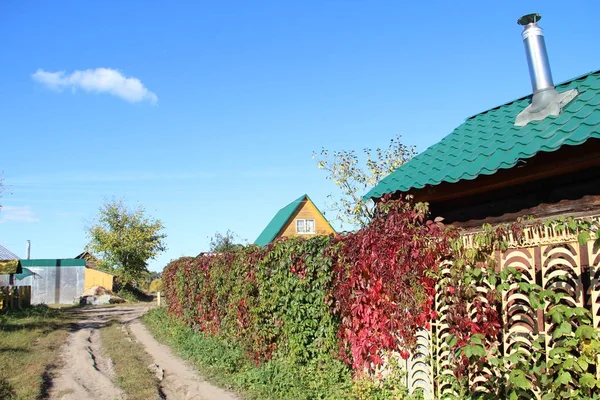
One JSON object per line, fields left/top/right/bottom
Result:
{"left": 48, "top": 305, "right": 239, "bottom": 400}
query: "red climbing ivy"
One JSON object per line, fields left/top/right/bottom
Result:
{"left": 331, "top": 196, "right": 455, "bottom": 370}
{"left": 163, "top": 197, "right": 456, "bottom": 374}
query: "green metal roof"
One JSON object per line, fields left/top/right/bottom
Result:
{"left": 365, "top": 70, "right": 600, "bottom": 199}
{"left": 255, "top": 195, "right": 308, "bottom": 246}
{"left": 20, "top": 259, "right": 86, "bottom": 267}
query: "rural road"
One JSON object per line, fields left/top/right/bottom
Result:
{"left": 48, "top": 305, "right": 239, "bottom": 400}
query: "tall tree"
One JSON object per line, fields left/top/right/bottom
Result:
{"left": 313, "top": 133, "right": 416, "bottom": 229}
{"left": 86, "top": 199, "right": 167, "bottom": 284}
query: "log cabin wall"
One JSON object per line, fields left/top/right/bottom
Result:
{"left": 411, "top": 138, "right": 600, "bottom": 228}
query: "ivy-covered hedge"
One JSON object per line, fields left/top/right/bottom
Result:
{"left": 162, "top": 201, "right": 600, "bottom": 398}
{"left": 164, "top": 236, "right": 340, "bottom": 366}
{"left": 162, "top": 199, "right": 452, "bottom": 375}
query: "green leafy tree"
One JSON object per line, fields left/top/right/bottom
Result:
{"left": 313, "top": 133, "right": 416, "bottom": 229}
{"left": 209, "top": 230, "right": 244, "bottom": 253}
{"left": 86, "top": 199, "right": 167, "bottom": 284}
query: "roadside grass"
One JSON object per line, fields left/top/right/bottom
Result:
{"left": 99, "top": 320, "right": 163, "bottom": 400}
{"left": 0, "top": 305, "right": 76, "bottom": 400}
{"left": 142, "top": 308, "right": 353, "bottom": 400}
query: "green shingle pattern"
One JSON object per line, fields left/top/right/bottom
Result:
{"left": 365, "top": 70, "right": 600, "bottom": 199}
{"left": 254, "top": 195, "right": 309, "bottom": 246}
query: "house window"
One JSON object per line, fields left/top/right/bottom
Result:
{"left": 296, "top": 219, "right": 315, "bottom": 234}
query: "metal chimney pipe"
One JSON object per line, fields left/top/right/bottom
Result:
{"left": 26, "top": 240, "right": 31, "bottom": 260}
{"left": 518, "top": 13, "right": 554, "bottom": 93}
{"left": 514, "top": 13, "right": 578, "bottom": 126}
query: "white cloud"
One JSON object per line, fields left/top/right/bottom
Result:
{"left": 0, "top": 206, "right": 39, "bottom": 223}
{"left": 32, "top": 68, "right": 158, "bottom": 104}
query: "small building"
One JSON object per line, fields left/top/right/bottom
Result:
{"left": 254, "top": 194, "right": 335, "bottom": 246}
{"left": 15, "top": 259, "right": 86, "bottom": 304}
{"left": 76, "top": 251, "right": 115, "bottom": 291}
{"left": 1, "top": 249, "right": 115, "bottom": 304}
{"left": 10, "top": 256, "right": 115, "bottom": 304}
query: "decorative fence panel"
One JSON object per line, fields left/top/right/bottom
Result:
{"left": 0, "top": 286, "right": 32, "bottom": 310}
{"left": 399, "top": 216, "right": 600, "bottom": 399}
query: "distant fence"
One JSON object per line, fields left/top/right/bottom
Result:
{"left": 0, "top": 286, "right": 32, "bottom": 310}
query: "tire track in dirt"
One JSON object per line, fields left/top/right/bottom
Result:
{"left": 128, "top": 320, "right": 239, "bottom": 400}
{"left": 48, "top": 305, "right": 239, "bottom": 400}
{"left": 48, "top": 307, "right": 134, "bottom": 400}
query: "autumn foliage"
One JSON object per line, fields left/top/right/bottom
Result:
{"left": 162, "top": 198, "right": 456, "bottom": 374}
{"left": 331, "top": 198, "right": 454, "bottom": 369}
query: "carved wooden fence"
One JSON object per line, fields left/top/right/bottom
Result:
{"left": 0, "top": 286, "right": 32, "bottom": 310}
{"left": 398, "top": 216, "right": 600, "bottom": 399}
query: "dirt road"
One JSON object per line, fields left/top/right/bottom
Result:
{"left": 48, "top": 305, "right": 239, "bottom": 400}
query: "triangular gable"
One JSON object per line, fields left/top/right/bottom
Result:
{"left": 255, "top": 195, "right": 308, "bottom": 246}
{"left": 254, "top": 195, "right": 335, "bottom": 246}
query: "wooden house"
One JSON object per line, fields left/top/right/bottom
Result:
{"left": 362, "top": 14, "right": 600, "bottom": 397}
{"left": 254, "top": 194, "right": 335, "bottom": 246}
{"left": 365, "top": 16, "right": 600, "bottom": 229}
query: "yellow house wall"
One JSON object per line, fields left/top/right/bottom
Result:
{"left": 278, "top": 199, "right": 334, "bottom": 240}
{"left": 84, "top": 268, "right": 114, "bottom": 291}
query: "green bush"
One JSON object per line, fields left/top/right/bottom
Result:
{"left": 143, "top": 307, "right": 353, "bottom": 399}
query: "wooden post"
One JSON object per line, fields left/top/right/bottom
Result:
{"left": 157, "top": 291, "right": 161, "bottom": 307}
{"left": 9, "top": 287, "right": 15, "bottom": 310}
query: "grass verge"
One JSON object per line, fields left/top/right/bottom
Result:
{"left": 142, "top": 308, "right": 353, "bottom": 400}
{"left": 99, "top": 321, "right": 163, "bottom": 400}
{"left": 0, "top": 305, "right": 77, "bottom": 400}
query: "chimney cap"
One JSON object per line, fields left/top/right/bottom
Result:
{"left": 518, "top": 13, "right": 542, "bottom": 26}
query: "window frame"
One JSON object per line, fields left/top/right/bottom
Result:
{"left": 295, "top": 218, "right": 316, "bottom": 234}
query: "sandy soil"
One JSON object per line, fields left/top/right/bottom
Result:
{"left": 48, "top": 305, "right": 239, "bottom": 400}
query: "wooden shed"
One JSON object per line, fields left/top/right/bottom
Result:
{"left": 76, "top": 251, "right": 115, "bottom": 291}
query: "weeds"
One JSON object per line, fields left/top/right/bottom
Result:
{"left": 99, "top": 321, "right": 163, "bottom": 400}
{"left": 0, "top": 305, "right": 75, "bottom": 400}
{"left": 143, "top": 308, "right": 354, "bottom": 400}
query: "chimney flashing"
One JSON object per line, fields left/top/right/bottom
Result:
{"left": 515, "top": 88, "right": 578, "bottom": 126}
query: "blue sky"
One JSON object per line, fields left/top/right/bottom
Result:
{"left": 1, "top": 1, "right": 599, "bottom": 272}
